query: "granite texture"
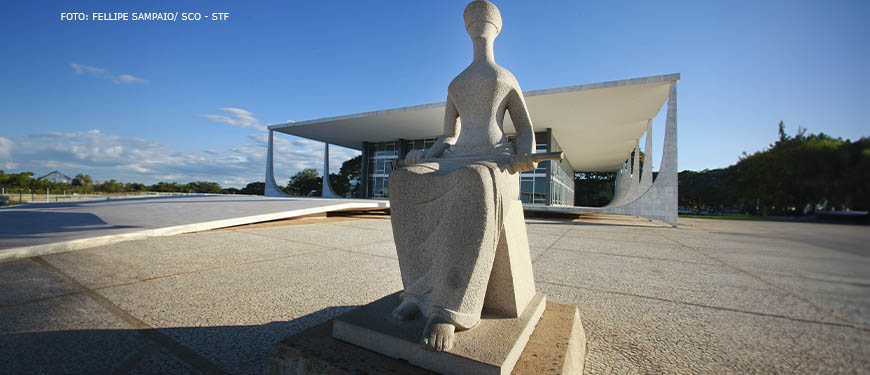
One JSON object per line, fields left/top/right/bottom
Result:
{"left": 512, "top": 302, "right": 587, "bottom": 375}
{"left": 332, "top": 292, "right": 547, "bottom": 375}
{"left": 387, "top": 0, "right": 540, "bottom": 351}
{"left": 484, "top": 200, "right": 536, "bottom": 318}
{"left": 2, "top": 215, "right": 869, "bottom": 373}
{"left": 271, "top": 300, "right": 585, "bottom": 375}
{"left": 390, "top": 163, "right": 518, "bottom": 331}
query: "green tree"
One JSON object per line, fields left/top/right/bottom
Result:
{"left": 183, "top": 182, "right": 198, "bottom": 193}
{"left": 71, "top": 173, "right": 93, "bottom": 187}
{"left": 16, "top": 172, "right": 34, "bottom": 188}
{"left": 328, "top": 173, "right": 351, "bottom": 196}
{"left": 195, "top": 181, "right": 222, "bottom": 194}
{"left": 71, "top": 173, "right": 94, "bottom": 193}
{"left": 675, "top": 122, "right": 869, "bottom": 216}
{"left": 149, "top": 181, "right": 183, "bottom": 192}
{"left": 240, "top": 182, "right": 265, "bottom": 195}
{"left": 287, "top": 168, "right": 322, "bottom": 196}
{"left": 338, "top": 155, "right": 362, "bottom": 197}
{"left": 678, "top": 168, "right": 736, "bottom": 212}
{"left": 574, "top": 172, "right": 615, "bottom": 207}
{"left": 0, "top": 171, "right": 33, "bottom": 188}
{"left": 340, "top": 155, "right": 361, "bottom": 181}
{"left": 778, "top": 120, "right": 790, "bottom": 142}
{"left": 730, "top": 122, "right": 867, "bottom": 215}
{"left": 96, "top": 179, "right": 123, "bottom": 193}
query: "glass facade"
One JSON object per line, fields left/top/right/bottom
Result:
{"left": 519, "top": 135, "right": 549, "bottom": 204}
{"left": 363, "top": 138, "right": 437, "bottom": 198}
{"left": 364, "top": 141, "right": 398, "bottom": 198}
{"left": 361, "top": 131, "right": 575, "bottom": 206}
{"left": 548, "top": 136, "right": 575, "bottom": 206}
{"left": 404, "top": 138, "right": 437, "bottom": 154}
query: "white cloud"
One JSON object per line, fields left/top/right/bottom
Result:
{"left": 4, "top": 129, "right": 360, "bottom": 188}
{"left": 246, "top": 133, "right": 359, "bottom": 179}
{"left": 69, "top": 63, "right": 105, "bottom": 76}
{"left": 0, "top": 136, "right": 12, "bottom": 159}
{"left": 200, "top": 107, "right": 266, "bottom": 131}
{"left": 70, "top": 63, "right": 147, "bottom": 85}
{"left": 126, "top": 164, "right": 151, "bottom": 173}
{"left": 115, "top": 74, "right": 148, "bottom": 85}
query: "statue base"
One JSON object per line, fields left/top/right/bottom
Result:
{"left": 333, "top": 292, "right": 545, "bottom": 374}
{"left": 268, "top": 293, "right": 586, "bottom": 375}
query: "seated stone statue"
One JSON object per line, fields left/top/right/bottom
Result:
{"left": 389, "top": 0, "right": 537, "bottom": 352}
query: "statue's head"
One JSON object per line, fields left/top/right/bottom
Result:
{"left": 464, "top": 0, "right": 501, "bottom": 40}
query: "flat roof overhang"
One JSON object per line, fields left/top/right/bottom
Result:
{"left": 269, "top": 73, "right": 679, "bottom": 172}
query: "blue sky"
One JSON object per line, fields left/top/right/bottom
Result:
{"left": 0, "top": 0, "right": 867, "bottom": 187}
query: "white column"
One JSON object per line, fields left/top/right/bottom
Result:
{"left": 660, "top": 82, "right": 678, "bottom": 179}
{"left": 609, "top": 158, "right": 631, "bottom": 206}
{"left": 621, "top": 157, "right": 631, "bottom": 193}
{"left": 613, "top": 164, "right": 625, "bottom": 200}
{"left": 322, "top": 143, "right": 340, "bottom": 198}
{"left": 631, "top": 143, "right": 640, "bottom": 186}
{"left": 264, "top": 130, "right": 291, "bottom": 197}
{"left": 641, "top": 119, "right": 653, "bottom": 188}
{"left": 601, "top": 80, "right": 678, "bottom": 226}
{"left": 653, "top": 81, "right": 679, "bottom": 226}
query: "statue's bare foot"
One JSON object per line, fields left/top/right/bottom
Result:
{"left": 391, "top": 299, "right": 420, "bottom": 321}
{"left": 421, "top": 315, "right": 456, "bottom": 351}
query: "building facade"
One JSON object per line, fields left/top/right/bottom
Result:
{"left": 266, "top": 74, "right": 679, "bottom": 226}
{"left": 358, "top": 130, "right": 575, "bottom": 206}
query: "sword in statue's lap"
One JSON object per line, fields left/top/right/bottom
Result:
{"left": 391, "top": 151, "right": 563, "bottom": 174}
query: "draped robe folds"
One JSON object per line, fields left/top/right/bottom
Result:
{"left": 389, "top": 142, "right": 519, "bottom": 330}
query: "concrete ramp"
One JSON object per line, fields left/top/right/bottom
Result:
{"left": 0, "top": 195, "right": 389, "bottom": 262}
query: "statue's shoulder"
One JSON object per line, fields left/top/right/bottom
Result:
{"left": 447, "top": 65, "right": 483, "bottom": 94}
{"left": 494, "top": 65, "right": 521, "bottom": 90}
{"left": 447, "top": 67, "right": 471, "bottom": 91}
{"left": 447, "top": 63, "right": 516, "bottom": 95}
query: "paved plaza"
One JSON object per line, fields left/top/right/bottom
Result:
{"left": 1, "top": 213, "right": 868, "bottom": 374}
{"left": 0, "top": 195, "right": 387, "bottom": 261}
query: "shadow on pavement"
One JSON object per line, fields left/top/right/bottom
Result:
{"left": 0, "top": 305, "right": 356, "bottom": 374}
{"left": 2, "top": 194, "right": 307, "bottom": 210}
{"left": 0, "top": 211, "right": 138, "bottom": 240}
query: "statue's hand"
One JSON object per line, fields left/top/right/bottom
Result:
{"left": 508, "top": 154, "right": 538, "bottom": 174}
{"left": 405, "top": 149, "right": 428, "bottom": 165}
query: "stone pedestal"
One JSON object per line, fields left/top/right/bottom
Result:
{"left": 333, "top": 292, "right": 545, "bottom": 375}
{"left": 269, "top": 300, "right": 586, "bottom": 375}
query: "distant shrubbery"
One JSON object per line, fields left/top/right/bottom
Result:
{"left": 574, "top": 172, "right": 615, "bottom": 207}
{"left": 572, "top": 122, "right": 868, "bottom": 216}
{"left": 0, "top": 171, "right": 232, "bottom": 195}
{"left": 10, "top": 123, "right": 862, "bottom": 215}
{"left": 573, "top": 150, "right": 648, "bottom": 207}
{"left": 0, "top": 155, "right": 365, "bottom": 198}
{"left": 679, "top": 122, "right": 869, "bottom": 215}
{"left": 282, "top": 155, "right": 360, "bottom": 197}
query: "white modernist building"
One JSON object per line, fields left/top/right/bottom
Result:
{"left": 266, "top": 73, "right": 680, "bottom": 226}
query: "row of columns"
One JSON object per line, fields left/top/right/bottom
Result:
{"left": 609, "top": 119, "right": 654, "bottom": 207}
{"left": 600, "top": 81, "right": 678, "bottom": 226}
{"left": 264, "top": 130, "right": 340, "bottom": 198}
{"left": 264, "top": 80, "right": 678, "bottom": 226}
